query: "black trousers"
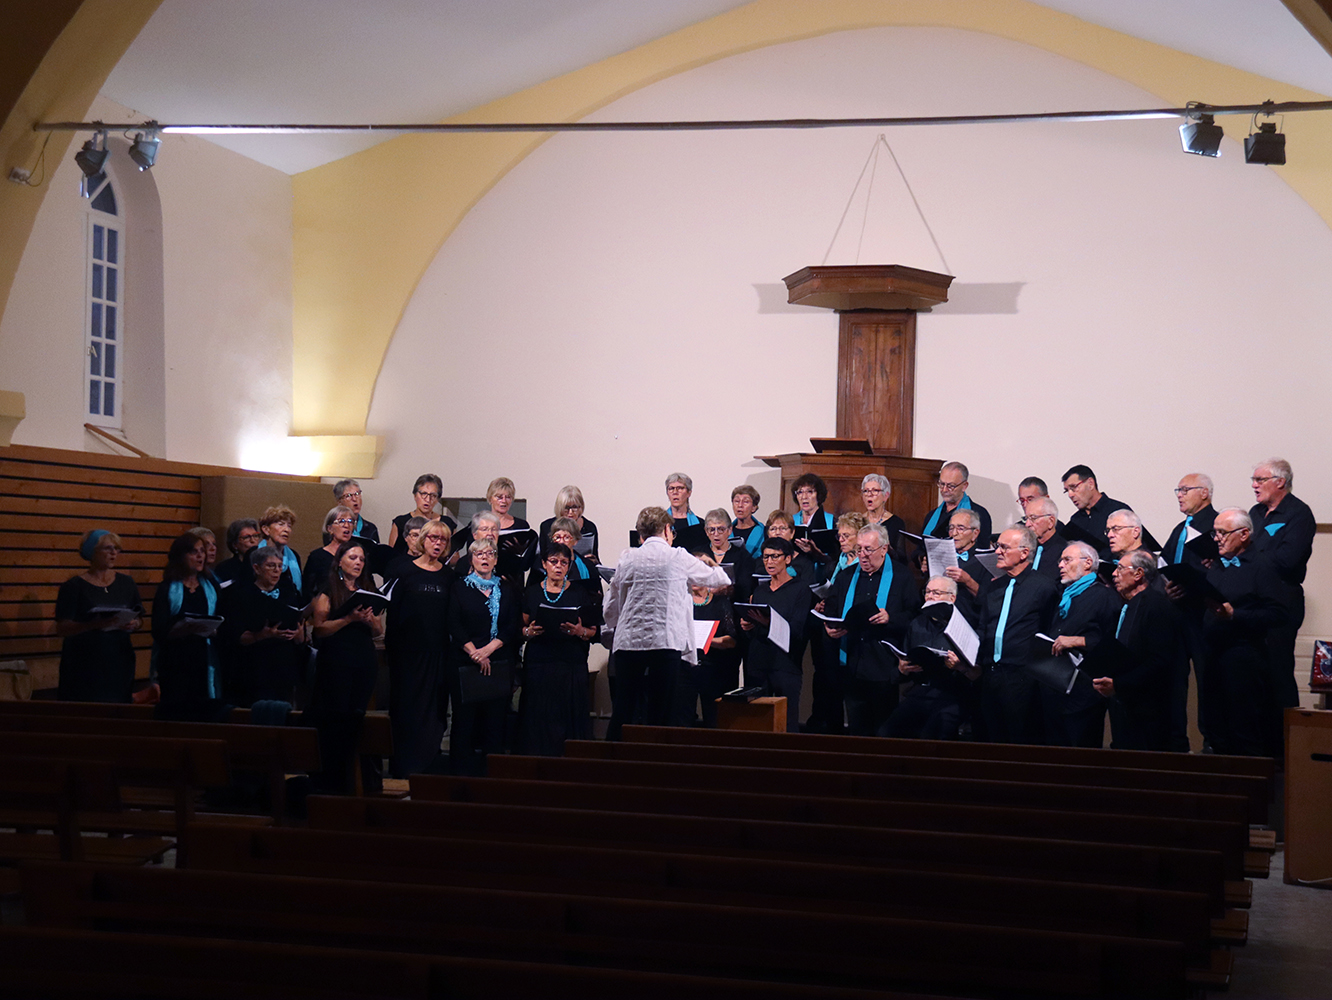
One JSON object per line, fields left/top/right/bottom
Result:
{"left": 1039, "top": 683, "right": 1106, "bottom": 748}
{"left": 845, "top": 675, "right": 899, "bottom": 737}
{"left": 608, "top": 648, "right": 683, "bottom": 741}
{"left": 449, "top": 662, "right": 510, "bottom": 775}
{"left": 1172, "top": 614, "right": 1208, "bottom": 752}
{"left": 982, "top": 665, "right": 1043, "bottom": 745}
{"left": 1205, "top": 643, "right": 1275, "bottom": 758}
{"left": 884, "top": 685, "right": 961, "bottom": 740}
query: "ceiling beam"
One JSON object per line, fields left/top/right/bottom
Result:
{"left": 1282, "top": 0, "right": 1332, "bottom": 63}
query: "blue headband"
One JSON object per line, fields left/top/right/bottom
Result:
{"left": 80, "top": 530, "right": 110, "bottom": 560}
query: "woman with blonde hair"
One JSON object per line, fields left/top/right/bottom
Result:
{"left": 538, "top": 485, "right": 599, "bottom": 564}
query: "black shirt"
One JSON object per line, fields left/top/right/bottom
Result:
{"left": 1204, "top": 548, "right": 1288, "bottom": 650}
{"left": 824, "top": 554, "right": 921, "bottom": 684}
{"left": 1030, "top": 532, "right": 1068, "bottom": 583}
{"left": 747, "top": 578, "right": 812, "bottom": 676}
{"left": 980, "top": 566, "right": 1059, "bottom": 667}
{"left": 922, "top": 496, "right": 992, "bottom": 543}
{"left": 1051, "top": 578, "right": 1123, "bottom": 652}
{"left": 1249, "top": 493, "right": 1316, "bottom": 587}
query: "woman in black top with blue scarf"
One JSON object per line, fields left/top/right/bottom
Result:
{"left": 151, "top": 532, "right": 225, "bottom": 721}
{"left": 448, "top": 538, "right": 520, "bottom": 775}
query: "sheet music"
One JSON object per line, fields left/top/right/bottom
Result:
{"left": 693, "top": 618, "right": 718, "bottom": 652}
{"left": 768, "top": 607, "right": 791, "bottom": 653}
{"left": 924, "top": 536, "right": 958, "bottom": 579}
{"left": 945, "top": 607, "right": 981, "bottom": 666}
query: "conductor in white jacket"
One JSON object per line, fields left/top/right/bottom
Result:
{"left": 604, "top": 506, "right": 732, "bottom": 739}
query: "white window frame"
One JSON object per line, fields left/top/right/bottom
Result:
{"left": 83, "top": 175, "right": 124, "bottom": 429}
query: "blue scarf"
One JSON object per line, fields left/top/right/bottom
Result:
{"left": 734, "top": 521, "right": 765, "bottom": 560}
{"left": 354, "top": 515, "right": 367, "bottom": 537}
{"left": 1057, "top": 572, "right": 1096, "bottom": 618}
{"left": 256, "top": 539, "right": 301, "bottom": 592}
{"left": 670, "top": 504, "right": 699, "bottom": 527}
{"left": 794, "top": 509, "right": 833, "bottom": 529}
{"left": 924, "top": 494, "right": 972, "bottom": 536}
{"left": 573, "top": 556, "right": 590, "bottom": 580}
{"left": 838, "top": 558, "right": 894, "bottom": 665}
{"left": 165, "top": 577, "right": 219, "bottom": 698}
{"left": 464, "top": 571, "right": 501, "bottom": 639}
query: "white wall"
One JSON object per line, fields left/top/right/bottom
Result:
{"left": 363, "top": 26, "right": 1330, "bottom": 669}
{"left": 0, "top": 95, "right": 294, "bottom": 468}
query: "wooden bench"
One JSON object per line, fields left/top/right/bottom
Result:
{"left": 623, "top": 724, "right": 1275, "bottom": 823}
{"left": 306, "top": 794, "right": 1218, "bottom": 958}
{"left": 485, "top": 754, "right": 1250, "bottom": 908}
{"left": 0, "top": 731, "right": 229, "bottom": 865}
{"left": 0, "top": 710, "right": 319, "bottom": 825}
{"left": 575, "top": 739, "right": 1265, "bottom": 825}
{"left": 0, "top": 923, "right": 962, "bottom": 1000}
{"left": 0, "top": 757, "right": 173, "bottom": 874}
{"left": 176, "top": 829, "right": 1192, "bottom": 998}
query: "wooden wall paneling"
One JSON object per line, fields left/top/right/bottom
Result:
{"left": 0, "top": 444, "right": 320, "bottom": 691}
{"left": 836, "top": 310, "right": 916, "bottom": 456}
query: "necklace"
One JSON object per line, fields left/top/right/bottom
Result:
{"left": 544, "top": 579, "right": 567, "bottom": 602}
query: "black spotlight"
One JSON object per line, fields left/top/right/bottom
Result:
{"left": 128, "top": 129, "right": 161, "bottom": 171}
{"left": 1245, "top": 121, "right": 1286, "bottom": 165}
{"left": 74, "top": 131, "right": 108, "bottom": 178}
{"left": 1179, "top": 113, "right": 1223, "bottom": 157}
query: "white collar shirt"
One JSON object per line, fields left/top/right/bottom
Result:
{"left": 603, "top": 535, "right": 731, "bottom": 664}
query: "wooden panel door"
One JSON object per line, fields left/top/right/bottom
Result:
{"left": 836, "top": 311, "right": 916, "bottom": 456}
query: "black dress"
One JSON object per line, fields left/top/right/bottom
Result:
{"left": 308, "top": 585, "right": 383, "bottom": 794}
{"left": 683, "top": 594, "right": 740, "bottom": 728}
{"left": 220, "top": 578, "right": 306, "bottom": 705}
{"left": 302, "top": 547, "right": 336, "bottom": 603}
{"left": 385, "top": 562, "right": 453, "bottom": 777}
{"left": 448, "top": 574, "right": 521, "bottom": 775}
{"left": 151, "top": 578, "right": 225, "bottom": 721}
{"left": 518, "top": 579, "right": 600, "bottom": 755}
{"left": 55, "top": 573, "right": 142, "bottom": 703}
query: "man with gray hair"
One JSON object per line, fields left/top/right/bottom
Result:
{"left": 1249, "top": 458, "right": 1316, "bottom": 724}
{"left": 922, "top": 461, "right": 992, "bottom": 544}
{"left": 1022, "top": 496, "right": 1067, "bottom": 583}
{"left": 979, "top": 525, "right": 1059, "bottom": 743}
{"left": 1204, "top": 507, "right": 1288, "bottom": 756}
{"left": 1105, "top": 509, "right": 1147, "bottom": 559}
{"left": 1097, "top": 549, "right": 1182, "bottom": 751}
{"left": 1040, "top": 541, "right": 1123, "bottom": 747}
{"left": 885, "top": 575, "right": 977, "bottom": 740}
{"left": 1162, "top": 473, "right": 1218, "bottom": 752}
{"left": 823, "top": 522, "right": 922, "bottom": 736}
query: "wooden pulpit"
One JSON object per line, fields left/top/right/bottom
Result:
{"left": 761, "top": 265, "right": 954, "bottom": 532}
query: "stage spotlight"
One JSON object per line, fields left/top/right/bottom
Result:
{"left": 128, "top": 129, "right": 161, "bottom": 171}
{"left": 74, "top": 131, "right": 108, "bottom": 178}
{"left": 1179, "top": 113, "right": 1222, "bottom": 157}
{"left": 1245, "top": 121, "right": 1286, "bottom": 165}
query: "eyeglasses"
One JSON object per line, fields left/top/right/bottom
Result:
{"left": 704, "top": 525, "right": 730, "bottom": 534}
{"left": 1212, "top": 527, "right": 1247, "bottom": 540}
{"left": 794, "top": 488, "right": 818, "bottom": 497}
{"left": 1250, "top": 476, "right": 1280, "bottom": 484}
{"left": 855, "top": 544, "right": 885, "bottom": 555}
{"left": 923, "top": 588, "right": 953, "bottom": 598}
{"left": 993, "top": 543, "right": 1026, "bottom": 553}
{"left": 332, "top": 518, "right": 355, "bottom": 527}
{"left": 1023, "top": 514, "right": 1052, "bottom": 524}
{"left": 1105, "top": 524, "right": 1135, "bottom": 534}
{"left": 562, "top": 505, "right": 582, "bottom": 513}
{"left": 1062, "top": 479, "right": 1087, "bottom": 493}
{"left": 861, "top": 487, "right": 884, "bottom": 495}
{"left": 340, "top": 491, "right": 362, "bottom": 500}
{"left": 947, "top": 524, "right": 976, "bottom": 534}
{"left": 761, "top": 552, "right": 788, "bottom": 561}
{"left": 937, "top": 480, "right": 965, "bottom": 492}
{"left": 415, "top": 491, "right": 440, "bottom": 500}
{"left": 1173, "top": 486, "right": 1204, "bottom": 496}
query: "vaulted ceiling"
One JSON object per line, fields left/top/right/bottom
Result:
{"left": 100, "top": 0, "right": 1332, "bottom": 174}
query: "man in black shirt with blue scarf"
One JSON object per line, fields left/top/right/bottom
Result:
{"left": 922, "top": 461, "right": 992, "bottom": 543}
{"left": 823, "top": 523, "right": 921, "bottom": 737}
{"left": 979, "top": 525, "right": 1059, "bottom": 744}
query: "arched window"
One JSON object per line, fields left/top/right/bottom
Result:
{"left": 83, "top": 171, "right": 123, "bottom": 428}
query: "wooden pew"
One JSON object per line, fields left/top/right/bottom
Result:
{"left": 0, "top": 731, "right": 228, "bottom": 865}
{"left": 306, "top": 794, "right": 1217, "bottom": 958}
{"left": 0, "top": 698, "right": 390, "bottom": 776}
{"left": 485, "top": 755, "right": 1249, "bottom": 908}
{"left": 580, "top": 738, "right": 1269, "bottom": 879}
{"left": 0, "top": 924, "right": 960, "bottom": 1000}
{"left": 623, "top": 724, "right": 1274, "bottom": 821}
{"left": 570, "top": 739, "right": 1263, "bottom": 825}
{"left": 0, "top": 757, "right": 173, "bottom": 871}
{"left": 175, "top": 830, "right": 1191, "bottom": 998}
{"left": 0, "top": 712, "right": 316, "bottom": 826}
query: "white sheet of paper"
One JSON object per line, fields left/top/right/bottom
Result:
{"left": 1185, "top": 524, "right": 1202, "bottom": 542}
{"left": 945, "top": 606, "right": 981, "bottom": 666}
{"left": 810, "top": 608, "right": 846, "bottom": 624}
{"left": 693, "top": 618, "right": 718, "bottom": 651}
{"left": 882, "top": 640, "right": 908, "bottom": 658}
{"left": 768, "top": 606, "right": 791, "bottom": 653}
{"left": 971, "top": 550, "right": 1001, "bottom": 579}
{"left": 1035, "top": 631, "right": 1083, "bottom": 668}
{"left": 924, "top": 536, "right": 958, "bottom": 579}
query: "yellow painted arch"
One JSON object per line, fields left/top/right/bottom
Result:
{"left": 291, "top": 0, "right": 1332, "bottom": 440}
